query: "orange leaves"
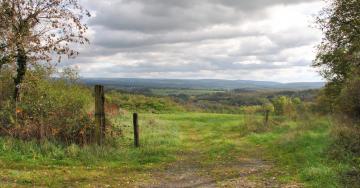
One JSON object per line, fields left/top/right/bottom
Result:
{"left": 16, "top": 107, "right": 22, "bottom": 114}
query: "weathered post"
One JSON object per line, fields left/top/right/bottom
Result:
{"left": 95, "top": 85, "right": 105, "bottom": 145}
{"left": 133, "top": 113, "right": 140, "bottom": 147}
{"left": 265, "top": 110, "right": 270, "bottom": 126}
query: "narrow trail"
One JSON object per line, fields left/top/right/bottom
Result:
{"left": 139, "top": 124, "right": 281, "bottom": 188}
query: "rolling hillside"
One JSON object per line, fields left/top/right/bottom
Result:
{"left": 82, "top": 78, "right": 324, "bottom": 90}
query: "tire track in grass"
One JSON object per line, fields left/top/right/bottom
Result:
{"left": 141, "top": 118, "right": 280, "bottom": 188}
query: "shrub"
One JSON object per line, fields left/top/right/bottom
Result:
{"left": 332, "top": 120, "right": 360, "bottom": 156}
{"left": 313, "top": 89, "right": 334, "bottom": 114}
{"left": 0, "top": 66, "right": 97, "bottom": 145}
{"left": 0, "top": 67, "right": 15, "bottom": 126}
{"left": 272, "top": 96, "right": 292, "bottom": 116}
{"left": 271, "top": 96, "right": 306, "bottom": 120}
{"left": 337, "top": 77, "right": 360, "bottom": 122}
{"left": 242, "top": 105, "right": 270, "bottom": 133}
{"left": 0, "top": 67, "right": 13, "bottom": 103}
{"left": 106, "top": 90, "right": 184, "bottom": 113}
{"left": 328, "top": 77, "right": 360, "bottom": 185}
{"left": 331, "top": 77, "right": 360, "bottom": 155}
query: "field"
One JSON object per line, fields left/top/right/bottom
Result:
{"left": 1, "top": 0, "right": 359, "bottom": 187}
{"left": 0, "top": 112, "right": 344, "bottom": 187}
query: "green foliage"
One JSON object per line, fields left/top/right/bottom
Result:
{"left": 314, "top": 0, "right": 360, "bottom": 91}
{"left": 0, "top": 100, "right": 15, "bottom": 127}
{"left": 0, "top": 68, "right": 16, "bottom": 127}
{"left": 151, "top": 88, "right": 224, "bottom": 96}
{"left": 184, "top": 100, "right": 243, "bottom": 114}
{"left": 262, "top": 102, "right": 275, "bottom": 113}
{"left": 271, "top": 96, "right": 297, "bottom": 118}
{"left": 0, "top": 66, "right": 96, "bottom": 144}
{"left": 337, "top": 77, "right": 360, "bottom": 122}
{"left": 0, "top": 67, "right": 13, "bottom": 102}
{"left": 240, "top": 105, "right": 262, "bottom": 114}
{"left": 314, "top": 1, "right": 360, "bottom": 180}
{"left": 311, "top": 75, "right": 360, "bottom": 186}
{"left": 313, "top": 89, "right": 334, "bottom": 114}
{"left": 106, "top": 90, "right": 185, "bottom": 113}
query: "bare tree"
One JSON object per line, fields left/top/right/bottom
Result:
{"left": 0, "top": 0, "right": 90, "bottom": 100}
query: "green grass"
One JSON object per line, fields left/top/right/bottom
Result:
{"left": 0, "top": 113, "right": 347, "bottom": 187}
{"left": 244, "top": 117, "right": 350, "bottom": 187}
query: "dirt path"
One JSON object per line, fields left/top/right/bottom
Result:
{"left": 139, "top": 125, "right": 281, "bottom": 188}
{"left": 142, "top": 156, "right": 278, "bottom": 187}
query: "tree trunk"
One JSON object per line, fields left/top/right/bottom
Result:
{"left": 13, "top": 46, "right": 27, "bottom": 101}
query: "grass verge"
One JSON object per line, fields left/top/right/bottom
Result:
{"left": 0, "top": 113, "right": 353, "bottom": 187}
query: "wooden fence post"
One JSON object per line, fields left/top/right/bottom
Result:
{"left": 265, "top": 110, "right": 270, "bottom": 126}
{"left": 95, "top": 85, "right": 105, "bottom": 145}
{"left": 133, "top": 113, "right": 140, "bottom": 147}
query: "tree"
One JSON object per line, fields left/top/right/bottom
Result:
{"left": 314, "top": 0, "right": 360, "bottom": 158}
{"left": 0, "top": 0, "right": 90, "bottom": 101}
{"left": 314, "top": 0, "right": 360, "bottom": 98}
{"left": 272, "top": 96, "right": 288, "bottom": 115}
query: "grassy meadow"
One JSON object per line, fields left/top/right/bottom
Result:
{"left": 1, "top": 0, "right": 360, "bottom": 187}
{"left": 0, "top": 112, "right": 345, "bottom": 187}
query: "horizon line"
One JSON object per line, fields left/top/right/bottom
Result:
{"left": 79, "top": 77, "right": 325, "bottom": 84}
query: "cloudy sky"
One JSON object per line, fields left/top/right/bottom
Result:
{"left": 66, "top": 0, "right": 326, "bottom": 82}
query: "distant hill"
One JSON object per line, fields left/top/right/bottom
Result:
{"left": 81, "top": 78, "right": 325, "bottom": 90}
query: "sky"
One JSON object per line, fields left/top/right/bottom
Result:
{"left": 65, "top": 0, "right": 326, "bottom": 82}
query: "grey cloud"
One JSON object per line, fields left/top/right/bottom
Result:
{"left": 87, "top": 0, "right": 319, "bottom": 32}
{"left": 92, "top": 26, "right": 262, "bottom": 49}
{"left": 212, "top": 0, "right": 319, "bottom": 9}
{"left": 67, "top": 0, "right": 325, "bottom": 81}
{"left": 89, "top": 1, "right": 241, "bottom": 33}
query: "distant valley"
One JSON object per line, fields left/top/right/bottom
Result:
{"left": 81, "top": 78, "right": 325, "bottom": 91}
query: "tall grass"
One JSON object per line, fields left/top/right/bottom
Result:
{"left": 0, "top": 95, "right": 353, "bottom": 187}
{"left": 0, "top": 113, "right": 181, "bottom": 169}
{"left": 245, "top": 116, "right": 354, "bottom": 187}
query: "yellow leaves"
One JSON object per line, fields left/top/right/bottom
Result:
{"left": 52, "top": 128, "right": 60, "bottom": 135}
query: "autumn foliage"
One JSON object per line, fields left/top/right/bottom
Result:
{"left": 0, "top": 0, "right": 90, "bottom": 100}
{"left": 0, "top": 66, "right": 96, "bottom": 145}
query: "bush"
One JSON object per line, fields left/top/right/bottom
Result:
{"left": 0, "top": 67, "right": 15, "bottom": 126}
{"left": 331, "top": 77, "right": 360, "bottom": 155}
{"left": 337, "top": 77, "right": 360, "bottom": 122}
{"left": 313, "top": 89, "right": 334, "bottom": 114}
{"left": 272, "top": 96, "right": 295, "bottom": 117}
{"left": 271, "top": 96, "right": 307, "bottom": 120}
{"left": 242, "top": 105, "right": 270, "bottom": 133}
{"left": 106, "top": 90, "right": 185, "bottom": 113}
{"left": 326, "top": 77, "right": 360, "bottom": 185}
{"left": 0, "top": 66, "right": 97, "bottom": 145}
{"left": 0, "top": 67, "right": 14, "bottom": 103}
{"left": 332, "top": 121, "right": 360, "bottom": 156}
